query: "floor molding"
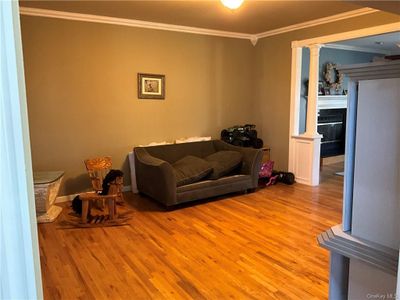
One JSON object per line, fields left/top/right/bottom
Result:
{"left": 55, "top": 185, "right": 132, "bottom": 203}
{"left": 20, "top": 6, "right": 378, "bottom": 45}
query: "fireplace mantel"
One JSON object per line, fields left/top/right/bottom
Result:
{"left": 318, "top": 95, "right": 347, "bottom": 110}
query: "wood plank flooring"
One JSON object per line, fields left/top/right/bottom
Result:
{"left": 38, "top": 164, "right": 343, "bottom": 299}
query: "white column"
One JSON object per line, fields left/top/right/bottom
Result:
{"left": 290, "top": 44, "right": 321, "bottom": 186}
{"left": 0, "top": 1, "right": 43, "bottom": 299}
{"left": 289, "top": 46, "right": 303, "bottom": 137}
{"left": 288, "top": 46, "right": 303, "bottom": 173}
{"left": 305, "top": 44, "right": 321, "bottom": 137}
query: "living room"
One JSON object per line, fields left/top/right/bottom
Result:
{"left": 1, "top": 1, "right": 399, "bottom": 299}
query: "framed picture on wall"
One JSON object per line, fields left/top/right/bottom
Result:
{"left": 138, "top": 73, "right": 165, "bottom": 99}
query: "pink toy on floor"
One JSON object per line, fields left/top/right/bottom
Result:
{"left": 259, "top": 160, "right": 274, "bottom": 178}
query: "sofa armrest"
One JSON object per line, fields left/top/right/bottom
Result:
{"left": 213, "top": 140, "right": 263, "bottom": 188}
{"left": 134, "top": 147, "right": 177, "bottom": 206}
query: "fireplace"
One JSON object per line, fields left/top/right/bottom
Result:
{"left": 317, "top": 96, "right": 347, "bottom": 158}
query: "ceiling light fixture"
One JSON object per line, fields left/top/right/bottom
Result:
{"left": 221, "top": 0, "right": 244, "bottom": 10}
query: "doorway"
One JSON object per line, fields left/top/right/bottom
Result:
{"left": 288, "top": 23, "right": 400, "bottom": 186}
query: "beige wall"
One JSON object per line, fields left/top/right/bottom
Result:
{"left": 21, "top": 16, "right": 256, "bottom": 195}
{"left": 21, "top": 11, "right": 399, "bottom": 195}
{"left": 253, "top": 11, "right": 399, "bottom": 170}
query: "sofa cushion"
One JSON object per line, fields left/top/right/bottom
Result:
{"left": 177, "top": 174, "right": 251, "bottom": 193}
{"left": 205, "top": 150, "right": 243, "bottom": 179}
{"left": 172, "top": 155, "right": 213, "bottom": 187}
{"left": 145, "top": 141, "right": 216, "bottom": 164}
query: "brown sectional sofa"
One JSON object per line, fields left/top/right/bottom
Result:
{"left": 133, "top": 140, "right": 263, "bottom": 206}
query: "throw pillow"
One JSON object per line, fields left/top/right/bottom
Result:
{"left": 172, "top": 156, "right": 213, "bottom": 187}
{"left": 205, "top": 151, "right": 243, "bottom": 180}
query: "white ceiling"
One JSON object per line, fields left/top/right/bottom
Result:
{"left": 333, "top": 31, "right": 400, "bottom": 55}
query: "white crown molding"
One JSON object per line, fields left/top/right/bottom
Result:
{"left": 255, "top": 8, "right": 378, "bottom": 39}
{"left": 20, "top": 6, "right": 380, "bottom": 45}
{"left": 323, "top": 43, "right": 392, "bottom": 55}
{"left": 250, "top": 36, "right": 258, "bottom": 46}
{"left": 19, "top": 7, "right": 253, "bottom": 41}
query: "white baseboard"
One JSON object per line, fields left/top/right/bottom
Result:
{"left": 55, "top": 185, "right": 132, "bottom": 203}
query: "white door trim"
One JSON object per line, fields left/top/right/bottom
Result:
{"left": 293, "top": 22, "right": 400, "bottom": 48}
{"left": 0, "top": 1, "right": 43, "bottom": 299}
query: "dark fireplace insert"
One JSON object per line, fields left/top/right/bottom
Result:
{"left": 318, "top": 108, "right": 346, "bottom": 157}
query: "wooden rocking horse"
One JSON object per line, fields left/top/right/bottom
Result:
{"left": 79, "top": 157, "right": 124, "bottom": 224}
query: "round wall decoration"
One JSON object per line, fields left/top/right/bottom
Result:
{"left": 324, "top": 62, "right": 344, "bottom": 92}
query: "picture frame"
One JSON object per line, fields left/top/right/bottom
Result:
{"left": 138, "top": 73, "right": 165, "bottom": 99}
{"left": 318, "top": 81, "right": 324, "bottom": 95}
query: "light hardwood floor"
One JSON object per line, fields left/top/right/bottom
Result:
{"left": 38, "top": 164, "right": 343, "bottom": 299}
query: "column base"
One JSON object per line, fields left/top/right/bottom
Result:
{"left": 290, "top": 135, "right": 321, "bottom": 186}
